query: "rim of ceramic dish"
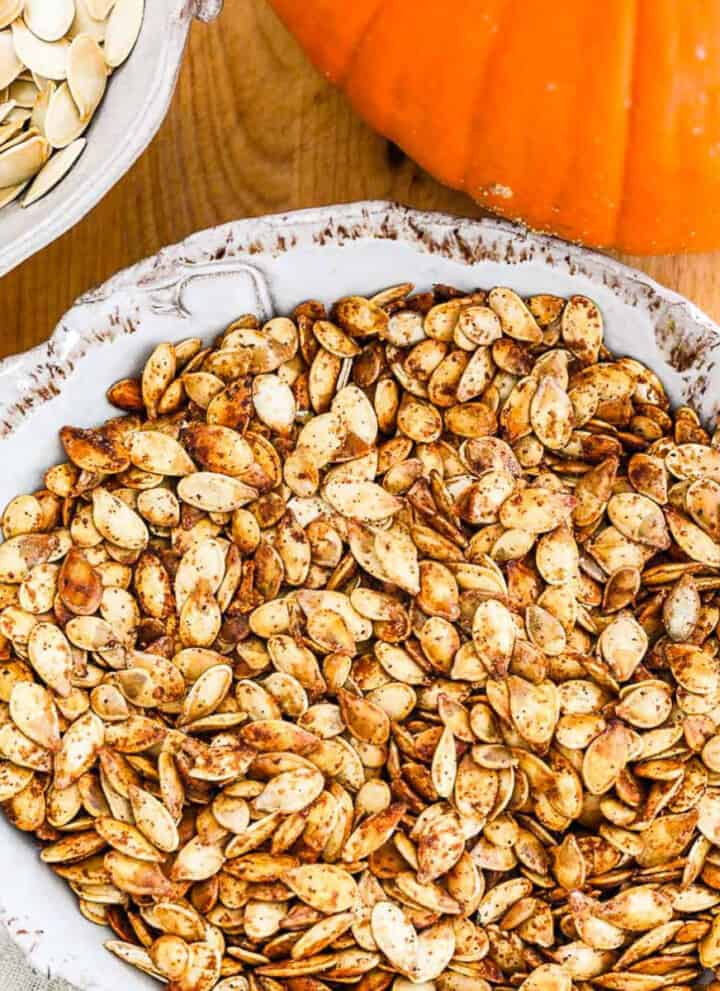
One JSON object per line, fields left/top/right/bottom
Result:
{"left": 0, "top": 0, "right": 223, "bottom": 279}
{"left": 1, "top": 199, "right": 718, "bottom": 425}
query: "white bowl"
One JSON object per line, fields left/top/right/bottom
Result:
{"left": 0, "top": 0, "right": 223, "bottom": 279}
{"left": 0, "top": 201, "right": 719, "bottom": 990}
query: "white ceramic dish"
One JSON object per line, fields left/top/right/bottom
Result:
{"left": 0, "top": 0, "right": 223, "bottom": 280}
{"left": 0, "top": 201, "right": 719, "bottom": 991}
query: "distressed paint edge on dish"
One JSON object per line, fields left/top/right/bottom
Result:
{"left": 1, "top": 200, "right": 719, "bottom": 437}
{"left": 0, "top": 0, "right": 224, "bottom": 280}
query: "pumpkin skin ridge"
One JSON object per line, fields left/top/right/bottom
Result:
{"left": 346, "top": 0, "right": 512, "bottom": 196}
{"left": 335, "top": 0, "right": 387, "bottom": 88}
{"left": 616, "top": 0, "right": 720, "bottom": 254}
{"left": 465, "top": 0, "right": 637, "bottom": 251}
{"left": 270, "top": 0, "right": 383, "bottom": 85}
{"left": 614, "top": 0, "right": 644, "bottom": 253}
{"left": 269, "top": 0, "right": 720, "bottom": 254}
{"left": 459, "top": 0, "right": 525, "bottom": 202}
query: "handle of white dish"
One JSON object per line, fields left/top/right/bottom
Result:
{"left": 143, "top": 257, "right": 275, "bottom": 328}
{"left": 192, "top": 0, "right": 224, "bottom": 22}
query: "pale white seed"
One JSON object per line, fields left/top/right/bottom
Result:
{"left": 11, "top": 19, "right": 69, "bottom": 80}
{"left": 103, "top": 0, "right": 143, "bottom": 68}
{"left": 22, "top": 135, "right": 84, "bottom": 205}
{"left": 67, "top": 34, "right": 106, "bottom": 118}
{"left": 23, "top": 0, "right": 75, "bottom": 42}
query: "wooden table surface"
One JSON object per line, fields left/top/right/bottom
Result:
{"left": 4, "top": 0, "right": 720, "bottom": 356}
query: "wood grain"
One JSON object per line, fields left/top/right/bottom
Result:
{"left": 3, "top": 0, "right": 720, "bottom": 356}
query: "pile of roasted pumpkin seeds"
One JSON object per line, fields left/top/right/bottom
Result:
{"left": 0, "top": 0, "right": 145, "bottom": 209}
{"left": 2, "top": 283, "right": 720, "bottom": 991}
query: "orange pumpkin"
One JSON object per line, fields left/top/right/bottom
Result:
{"left": 268, "top": 0, "right": 720, "bottom": 254}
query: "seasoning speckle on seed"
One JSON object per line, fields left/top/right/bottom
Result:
{"left": 2, "top": 286, "right": 720, "bottom": 989}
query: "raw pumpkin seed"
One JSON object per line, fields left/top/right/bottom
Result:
{"left": 0, "top": 0, "right": 144, "bottom": 210}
